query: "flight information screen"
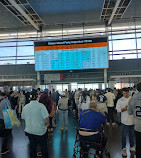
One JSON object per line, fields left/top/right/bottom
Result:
{"left": 34, "top": 37, "right": 108, "bottom": 71}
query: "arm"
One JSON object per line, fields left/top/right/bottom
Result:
{"left": 45, "top": 117, "right": 49, "bottom": 127}
{"left": 116, "top": 99, "right": 122, "bottom": 113}
{"left": 87, "top": 96, "right": 91, "bottom": 105}
{"left": 78, "top": 107, "right": 82, "bottom": 118}
{"left": 116, "top": 99, "right": 127, "bottom": 112}
{"left": 127, "top": 98, "right": 134, "bottom": 115}
{"left": 78, "top": 97, "right": 82, "bottom": 117}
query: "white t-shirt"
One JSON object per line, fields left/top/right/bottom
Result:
{"left": 78, "top": 96, "right": 90, "bottom": 110}
{"left": 116, "top": 96, "right": 134, "bottom": 125}
{"left": 105, "top": 92, "right": 115, "bottom": 107}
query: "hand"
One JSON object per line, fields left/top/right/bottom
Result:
{"left": 121, "top": 106, "right": 127, "bottom": 112}
{"left": 124, "top": 106, "right": 127, "bottom": 111}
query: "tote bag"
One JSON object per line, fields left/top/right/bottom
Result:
{"left": 2, "top": 100, "right": 21, "bottom": 128}
{"left": 2, "top": 100, "right": 13, "bottom": 129}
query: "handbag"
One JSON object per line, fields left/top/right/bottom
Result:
{"left": 2, "top": 99, "right": 20, "bottom": 129}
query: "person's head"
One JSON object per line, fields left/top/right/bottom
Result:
{"left": 82, "top": 91, "right": 87, "bottom": 98}
{"left": 43, "top": 88, "right": 49, "bottom": 94}
{"left": 79, "top": 91, "right": 83, "bottom": 96}
{"left": 91, "top": 90, "right": 95, "bottom": 95}
{"left": 108, "top": 88, "right": 112, "bottom": 92}
{"left": 90, "top": 101, "right": 97, "bottom": 109}
{"left": 95, "top": 91, "right": 99, "bottom": 96}
{"left": 13, "top": 91, "right": 18, "bottom": 96}
{"left": 122, "top": 88, "right": 129, "bottom": 98}
{"left": 61, "top": 91, "right": 66, "bottom": 97}
{"left": 52, "top": 88, "right": 55, "bottom": 92}
{"left": 84, "top": 88, "right": 87, "bottom": 91}
{"left": 78, "top": 88, "right": 81, "bottom": 92}
{"left": 30, "top": 90, "right": 38, "bottom": 100}
{"left": 19, "top": 91, "right": 23, "bottom": 95}
{"left": 37, "top": 88, "right": 41, "bottom": 94}
{"left": 0, "top": 92, "right": 7, "bottom": 98}
{"left": 137, "top": 82, "right": 141, "bottom": 92}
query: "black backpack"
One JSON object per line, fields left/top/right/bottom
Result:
{"left": 39, "top": 96, "right": 52, "bottom": 114}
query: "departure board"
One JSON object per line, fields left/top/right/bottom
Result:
{"left": 34, "top": 38, "right": 108, "bottom": 71}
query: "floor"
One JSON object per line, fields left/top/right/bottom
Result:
{"left": 0, "top": 109, "right": 136, "bottom": 158}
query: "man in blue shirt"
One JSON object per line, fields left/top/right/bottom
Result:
{"left": 22, "top": 90, "right": 49, "bottom": 158}
{"left": 79, "top": 101, "right": 107, "bottom": 158}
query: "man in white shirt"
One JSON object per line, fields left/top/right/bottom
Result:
{"left": 22, "top": 90, "right": 49, "bottom": 158}
{"left": 116, "top": 88, "right": 135, "bottom": 157}
{"left": 105, "top": 89, "right": 116, "bottom": 125}
{"left": 78, "top": 91, "right": 90, "bottom": 117}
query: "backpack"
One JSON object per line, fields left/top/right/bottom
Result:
{"left": 39, "top": 95, "right": 52, "bottom": 114}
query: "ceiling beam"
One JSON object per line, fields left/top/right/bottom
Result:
{"left": 7, "top": 0, "right": 40, "bottom": 30}
{"left": 108, "top": 0, "right": 122, "bottom": 25}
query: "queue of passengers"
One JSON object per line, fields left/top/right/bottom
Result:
{"left": 0, "top": 84, "right": 140, "bottom": 158}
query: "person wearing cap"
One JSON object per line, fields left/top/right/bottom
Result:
{"left": 22, "top": 90, "right": 49, "bottom": 158}
{"left": 58, "top": 91, "right": 69, "bottom": 131}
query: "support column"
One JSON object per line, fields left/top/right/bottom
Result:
{"left": 109, "top": 81, "right": 115, "bottom": 89}
{"left": 36, "top": 71, "right": 40, "bottom": 88}
{"left": 98, "top": 83, "right": 102, "bottom": 90}
{"left": 104, "top": 69, "right": 107, "bottom": 89}
{"left": 68, "top": 84, "right": 71, "bottom": 91}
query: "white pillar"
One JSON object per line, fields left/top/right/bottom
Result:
{"left": 98, "top": 83, "right": 102, "bottom": 90}
{"left": 104, "top": 69, "right": 107, "bottom": 89}
{"left": 68, "top": 84, "right": 71, "bottom": 91}
{"left": 109, "top": 81, "right": 115, "bottom": 89}
{"left": 36, "top": 71, "right": 40, "bottom": 88}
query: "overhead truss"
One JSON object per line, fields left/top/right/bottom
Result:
{"left": 100, "top": 0, "right": 132, "bottom": 24}
{"left": 0, "top": 0, "right": 45, "bottom": 30}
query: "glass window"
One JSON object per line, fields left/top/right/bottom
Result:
{"left": 108, "top": 41, "right": 112, "bottom": 51}
{"left": 56, "top": 84, "right": 62, "bottom": 93}
{"left": 111, "top": 33, "right": 135, "bottom": 40}
{"left": 112, "top": 39, "right": 136, "bottom": 51}
{"left": 16, "top": 60, "right": 34, "bottom": 64}
{"left": 17, "top": 46, "right": 34, "bottom": 56}
{"left": 137, "top": 38, "right": 141, "bottom": 49}
{"left": 85, "top": 84, "right": 93, "bottom": 90}
{"left": 112, "top": 50, "right": 137, "bottom": 55}
{"left": 136, "top": 33, "right": 141, "bottom": 38}
{"left": 0, "top": 47, "right": 16, "bottom": 56}
{"left": 108, "top": 36, "right": 112, "bottom": 40}
{"left": 102, "top": 83, "right": 106, "bottom": 89}
{"left": 18, "top": 41, "right": 34, "bottom": 46}
{"left": 109, "top": 55, "right": 112, "bottom": 60}
{"left": 0, "top": 60, "right": 15, "bottom": 65}
{"left": 138, "top": 53, "right": 141, "bottom": 58}
{"left": 0, "top": 42, "right": 16, "bottom": 46}
{"left": 78, "top": 84, "right": 84, "bottom": 90}
{"left": 63, "top": 84, "right": 68, "bottom": 91}
{"left": 71, "top": 82, "right": 77, "bottom": 91}
{"left": 92, "top": 84, "right": 98, "bottom": 89}
{"left": 113, "top": 54, "right": 137, "bottom": 60}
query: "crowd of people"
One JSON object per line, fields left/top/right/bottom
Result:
{"left": 0, "top": 83, "right": 140, "bottom": 158}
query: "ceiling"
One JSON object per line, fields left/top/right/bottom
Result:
{"left": 0, "top": 0, "right": 141, "bottom": 32}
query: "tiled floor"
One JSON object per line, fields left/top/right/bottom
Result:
{"left": 0, "top": 110, "right": 136, "bottom": 158}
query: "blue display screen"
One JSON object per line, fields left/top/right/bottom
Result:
{"left": 34, "top": 38, "right": 108, "bottom": 71}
